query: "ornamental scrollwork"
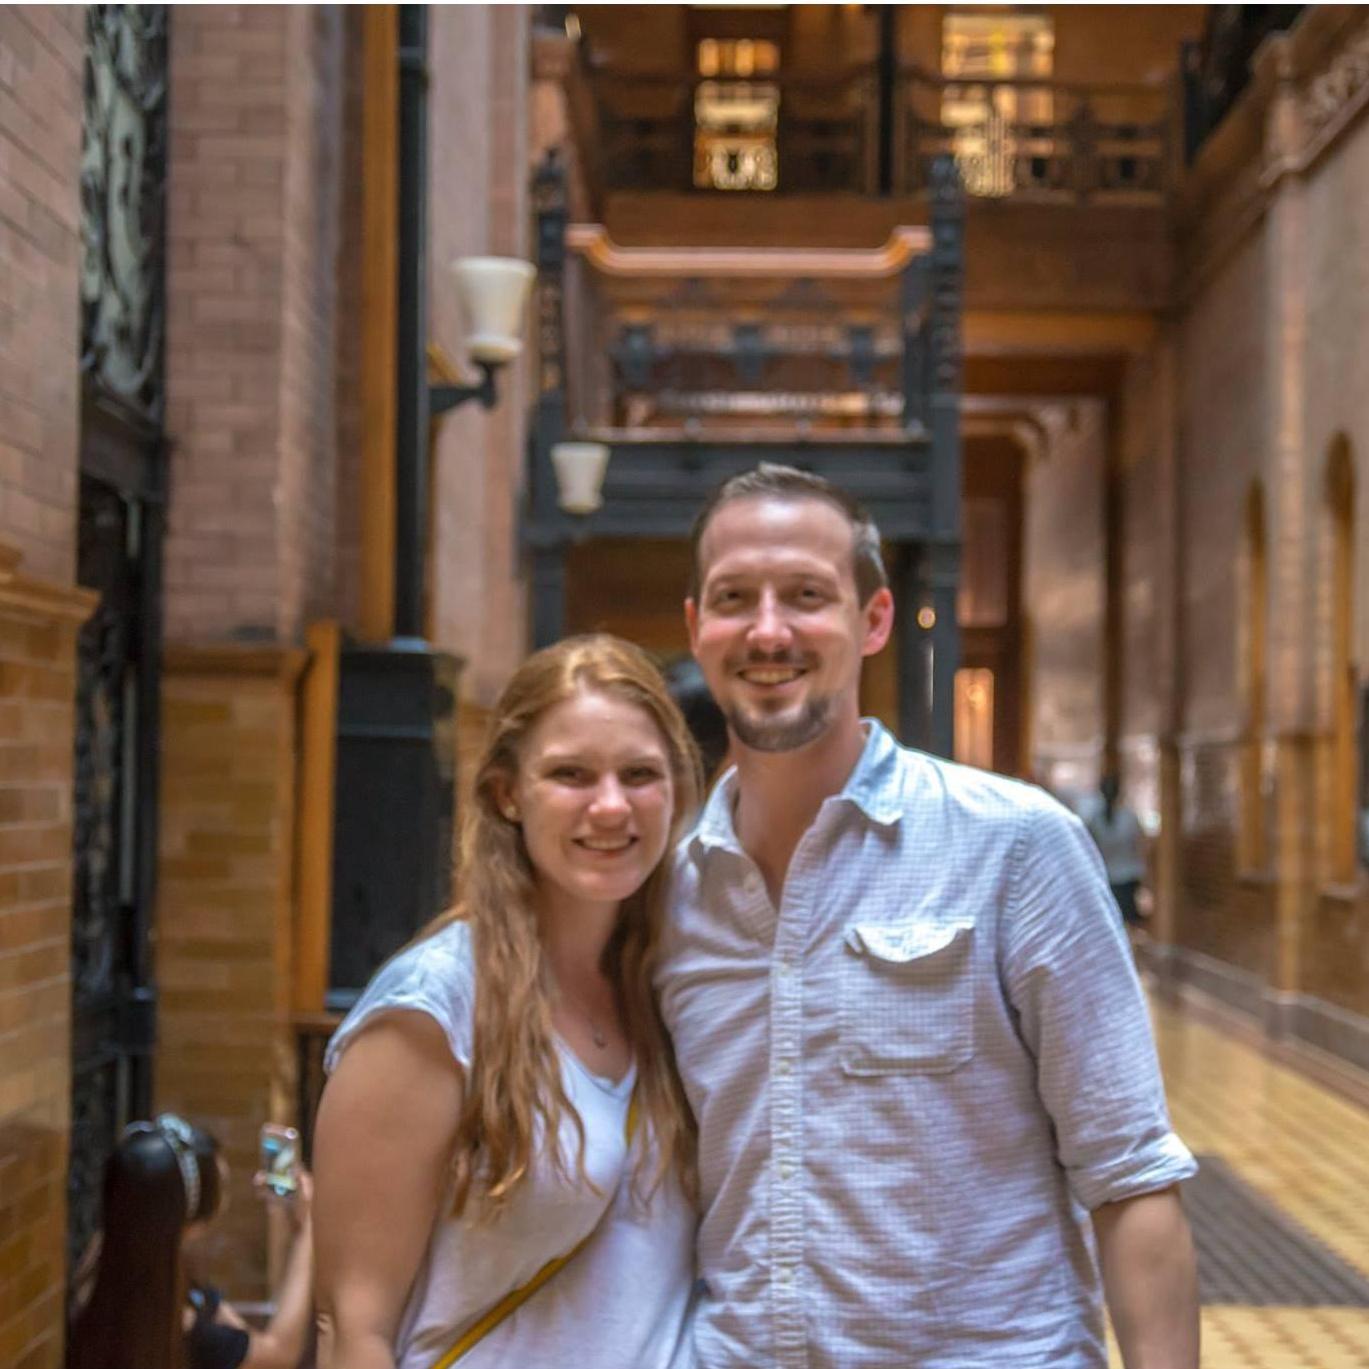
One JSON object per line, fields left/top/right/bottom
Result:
{"left": 1300, "top": 19, "right": 1369, "bottom": 146}
{"left": 80, "top": 5, "right": 169, "bottom": 423}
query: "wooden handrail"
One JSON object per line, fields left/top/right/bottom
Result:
{"left": 565, "top": 225, "right": 931, "bottom": 279}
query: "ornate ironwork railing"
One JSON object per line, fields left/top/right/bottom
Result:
{"left": 903, "top": 73, "right": 1170, "bottom": 202}
{"left": 559, "top": 226, "right": 935, "bottom": 435}
{"left": 584, "top": 60, "right": 880, "bottom": 196}
{"left": 576, "top": 59, "right": 1173, "bottom": 204}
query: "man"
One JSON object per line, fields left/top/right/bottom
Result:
{"left": 658, "top": 464, "right": 1199, "bottom": 1368}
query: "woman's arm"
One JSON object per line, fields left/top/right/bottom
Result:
{"left": 312, "top": 1012, "right": 465, "bottom": 1369}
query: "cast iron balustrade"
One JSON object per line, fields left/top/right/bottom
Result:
{"left": 904, "top": 73, "right": 1170, "bottom": 202}
{"left": 560, "top": 227, "right": 931, "bottom": 435}
{"left": 575, "top": 58, "right": 1172, "bottom": 204}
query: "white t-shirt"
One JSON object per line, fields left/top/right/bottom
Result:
{"left": 1081, "top": 798, "right": 1146, "bottom": 885}
{"left": 325, "top": 920, "right": 696, "bottom": 1369}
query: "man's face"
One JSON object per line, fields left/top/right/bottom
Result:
{"left": 686, "top": 496, "right": 893, "bottom": 754}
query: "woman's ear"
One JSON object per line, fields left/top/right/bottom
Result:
{"left": 487, "top": 774, "right": 520, "bottom": 823}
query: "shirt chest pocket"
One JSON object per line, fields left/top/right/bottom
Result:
{"left": 838, "top": 918, "right": 977, "bottom": 1076}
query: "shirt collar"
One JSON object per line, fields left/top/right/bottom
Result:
{"left": 689, "top": 719, "right": 906, "bottom": 859}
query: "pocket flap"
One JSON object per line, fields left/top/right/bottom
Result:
{"left": 845, "top": 918, "right": 973, "bottom": 964}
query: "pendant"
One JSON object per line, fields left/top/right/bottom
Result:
{"left": 592, "top": 1025, "right": 607, "bottom": 1049}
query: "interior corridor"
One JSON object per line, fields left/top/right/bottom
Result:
{"left": 1105, "top": 994, "right": 1369, "bottom": 1368}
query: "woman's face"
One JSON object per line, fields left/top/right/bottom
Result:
{"left": 507, "top": 687, "right": 675, "bottom": 921}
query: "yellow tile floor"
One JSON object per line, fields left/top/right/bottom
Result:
{"left": 1105, "top": 997, "right": 1369, "bottom": 1367}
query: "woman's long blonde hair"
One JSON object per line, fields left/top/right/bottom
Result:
{"left": 427, "top": 634, "right": 701, "bottom": 1219}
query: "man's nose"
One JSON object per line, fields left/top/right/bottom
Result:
{"left": 748, "top": 591, "right": 792, "bottom": 652}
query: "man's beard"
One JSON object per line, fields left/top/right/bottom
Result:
{"left": 725, "top": 691, "right": 835, "bottom": 753}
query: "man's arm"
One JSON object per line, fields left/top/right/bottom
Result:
{"left": 1092, "top": 1185, "right": 1199, "bottom": 1369}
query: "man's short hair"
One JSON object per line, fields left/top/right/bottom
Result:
{"left": 688, "top": 463, "right": 888, "bottom": 605}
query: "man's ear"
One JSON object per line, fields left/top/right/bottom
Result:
{"left": 860, "top": 586, "right": 895, "bottom": 658}
{"left": 685, "top": 597, "right": 699, "bottom": 654}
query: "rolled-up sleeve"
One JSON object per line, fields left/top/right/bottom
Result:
{"left": 1002, "top": 802, "right": 1197, "bottom": 1210}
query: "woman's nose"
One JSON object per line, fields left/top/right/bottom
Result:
{"left": 589, "top": 776, "right": 630, "bottom": 817}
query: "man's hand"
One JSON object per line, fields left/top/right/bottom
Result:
{"left": 1092, "top": 1185, "right": 1199, "bottom": 1369}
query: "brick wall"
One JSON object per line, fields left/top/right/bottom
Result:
{"left": 0, "top": 9, "right": 88, "bottom": 1368}
{"left": 163, "top": 5, "right": 342, "bottom": 644}
{"left": 157, "top": 4, "right": 343, "bottom": 1297}
{"left": 427, "top": 4, "right": 531, "bottom": 705}
{"left": 332, "top": 9, "right": 366, "bottom": 636}
{"left": 0, "top": 574, "right": 92, "bottom": 1369}
{"left": 155, "top": 647, "right": 304, "bottom": 1299}
{"left": 1022, "top": 399, "right": 1106, "bottom": 798}
{"left": 0, "top": 7, "right": 83, "bottom": 584}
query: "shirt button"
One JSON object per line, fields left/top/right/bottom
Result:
{"left": 744, "top": 872, "right": 762, "bottom": 897}
{"left": 776, "top": 1266, "right": 793, "bottom": 1285}
{"left": 777, "top": 1161, "right": 794, "bottom": 1181}
{"left": 775, "top": 1059, "right": 793, "bottom": 1077}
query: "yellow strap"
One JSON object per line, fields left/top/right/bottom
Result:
{"left": 432, "top": 1093, "right": 640, "bottom": 1369}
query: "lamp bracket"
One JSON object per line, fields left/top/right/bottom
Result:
{"left": 429, "top": 361, "right": 500, "bottom": 417}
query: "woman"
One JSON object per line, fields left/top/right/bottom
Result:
{"left": 68, "top": 1115, "right": 315, "bottom": 1369}
{"left": 313, "top": 635, "right": 701, "bottom": 1369}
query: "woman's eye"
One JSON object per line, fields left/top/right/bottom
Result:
{"left": 550, "top": 766, "right": 589, "bottom": 783}
{"left": 623, "top": 766, "right": 663, "bottom": 786}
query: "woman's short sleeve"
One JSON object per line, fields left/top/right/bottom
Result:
{"left": 324, "top": 921, "right": 476, "bottom": 1074}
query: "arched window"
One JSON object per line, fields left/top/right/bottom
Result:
{"left": 1324, "top": 438, "right": 1357, "bottom": 883}
{"left": 1238, "top": 482, "right": 1267, "bottom": 870}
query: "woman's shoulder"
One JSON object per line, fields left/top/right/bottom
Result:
{"left": 326, "top": 918, "right": 476, "bottom": 1073}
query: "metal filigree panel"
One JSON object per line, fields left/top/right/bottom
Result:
{"left": 69, "top": 1, "right": 168, "bottom": 1299}
{"left": 81, "top": 5, "right": 168, "bottom": 423}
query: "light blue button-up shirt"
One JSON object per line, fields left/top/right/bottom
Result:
{"left": 659, "top": 722, "right": 1196, "bottom": 1368}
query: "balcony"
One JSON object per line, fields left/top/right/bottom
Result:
{"left": 575, "top": 60, "right": 1174, "bottom": 207}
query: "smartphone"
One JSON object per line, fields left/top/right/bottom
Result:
{"left": 257, "top": 1123, "right": 301, "bottom": 1200}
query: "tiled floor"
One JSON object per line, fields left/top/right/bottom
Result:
{"left": 1106, "top": 998, "right": 1369, "bottom": 1367}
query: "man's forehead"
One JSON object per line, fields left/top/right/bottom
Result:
{"left": 699, "top": 495, "right": 854, "bottom": 579}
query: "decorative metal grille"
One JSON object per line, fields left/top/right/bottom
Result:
{"left": 69, "top": 1, "right": 168, "bottom": 1298}
{"left": 80, "top": 4, "right": 169, "bottom": 423}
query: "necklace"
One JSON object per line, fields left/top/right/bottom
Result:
{"left": 559, "top": 985, "right": 611, "bottom": 1050}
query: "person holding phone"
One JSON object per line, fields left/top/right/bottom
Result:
{"left": 68, "top": 1114, "right": 316, "bottom": 1369}
{"left": 312, "top": 635, "right": 700, "bottom": 1369}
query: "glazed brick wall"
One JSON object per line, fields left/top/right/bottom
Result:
{"left": 1292, "top": 108, "right": 1369, "bottom": 1017}
{"left": 1022, "top": 399, "right": 1106, "bottom": 797}
{"left": 163, "top": 5, "right": 342, "bottom": 646}
{"left": 1168, "top": 224, "right": 1274, "bottom": 976}
{"left": 1176, "top": 234, "right": 1266, "bottom": 739}
{"left": 427, "top": 4, "right": 531, "bottom": 705}
{"left": 0, "top": 8, "right": 83, "bottom": 586}
{"left": 0, "top": 605, "right": 83, "bottom": 1369}
{"left": 332, "top": 9, "right": 365, "bottom": 636}
{"left": 0, "top": 10, "right": 86, "bottom": 1368}
{"left": 154, "top": 650, "right": 303, "bottom": 1299}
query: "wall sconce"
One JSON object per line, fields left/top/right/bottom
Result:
{"left": 551, "top": 441, "right": 611, "bottom": 514}
{"left": 430, "top": 257, "right": 536, "bottom": 416}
